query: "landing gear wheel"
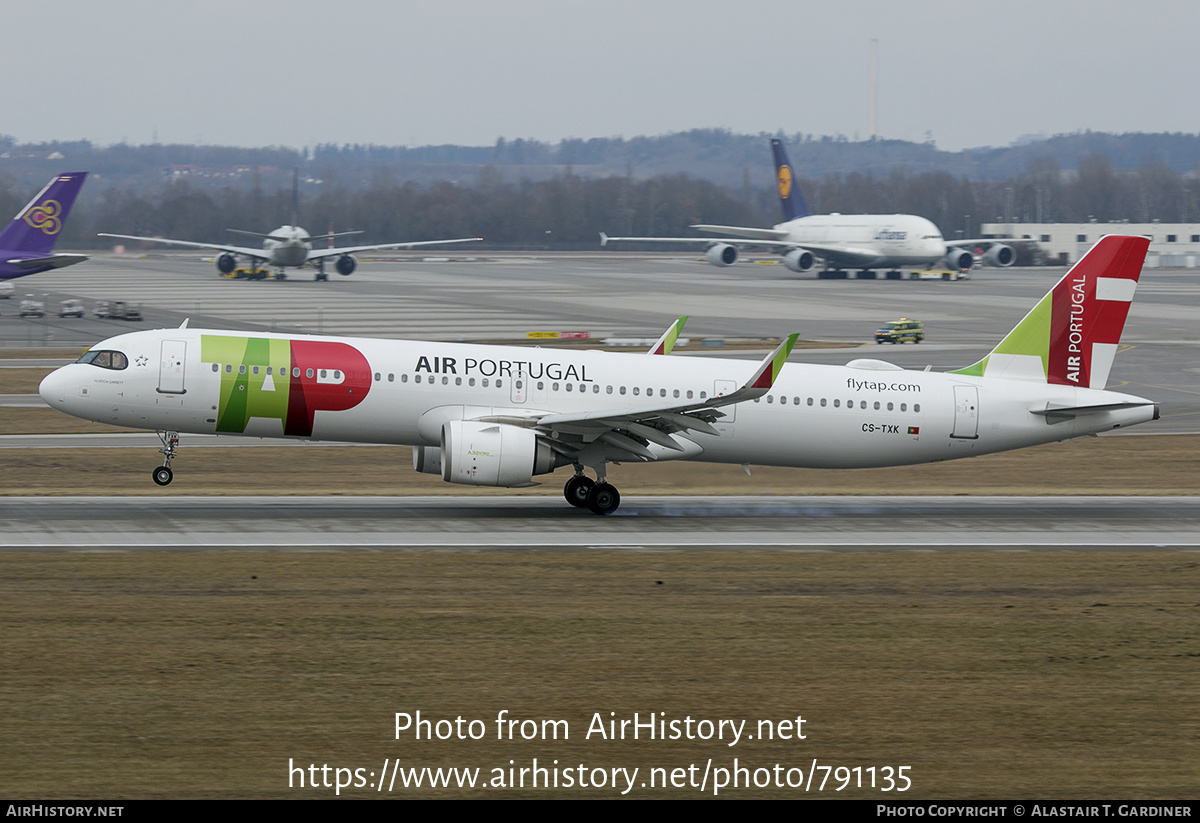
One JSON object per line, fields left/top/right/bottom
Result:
{"left": 586, "top": 482, "right": 621, "bottom": 516}
{"left": 152, "top": 466, "right": 173, "bottom": 486}
{"left": 564, "top": 475, "right": 595, "bottom": 508}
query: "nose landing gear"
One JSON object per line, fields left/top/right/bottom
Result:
{"left": 153, "top": 431, "right": 179, "bottom": 486}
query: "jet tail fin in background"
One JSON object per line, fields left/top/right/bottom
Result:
{"left": 950, "top": 234, "right": 1149, "bottom": 389}
{"left": 769, "top": 139, "right": 812, "bottom": 222}
{"left": 0, "top": 173, "right": 87, "bottom": 255}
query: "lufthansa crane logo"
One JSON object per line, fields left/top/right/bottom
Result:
{"left": 23, "top": 200, "right": 63, "bottom": 235}
{"left": 776, "top": 165, "right": 793, "bottom": 200}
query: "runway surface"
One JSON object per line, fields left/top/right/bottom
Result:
{"left": 3, "top": 496, "right": 1198, "bottom": 550}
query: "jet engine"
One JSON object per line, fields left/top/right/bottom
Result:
{"left": 216, "top": 253, "right": 237, "bottom": 274}
{"left": 944, "top": 247, "right": 975, "bottom": 271}
{"left": 412, "top": 445, "right": 442, "bottom": 475}
{"left": 705, "top": 243, "right": 738, "bottom": 267}
{"left": 440, "top": 420, "right": 563, "bottom": 487}
{"left": 782, "top": 248, "right": 816, "bottom": 273}
{"left": 335, "top": 254, "right": 357, "bottom": 276}
{"left": 983, "top": 244, "right": 1015, "bottom": 267}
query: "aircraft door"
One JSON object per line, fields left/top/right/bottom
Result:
{"left": 158, "top": 340, "right": 187, "bottom": 394}
{"left": 714, "top": 380, "right": 737, "bottom": 422}
{"left": 510, "top": 369, "right": 528, "bottom": 404}
{"left": 951, "top": 385, "right": 979, "bottom": 439}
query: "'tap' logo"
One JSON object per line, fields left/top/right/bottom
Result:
{"left": 24, "top": 200, "right": 63, "bottom": 235}
{"left": 776, "top": 165, "right": 793, "bottom": 201}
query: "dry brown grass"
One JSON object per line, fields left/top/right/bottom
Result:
{"left": 1, "top": 551, "right": 1197, "bottom": 798}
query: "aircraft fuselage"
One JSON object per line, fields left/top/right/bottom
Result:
{"left": 39, "top": 328, "right": 1155, "bottom": 471}
{"left": 776, "top": 213, "right": 947, "bottom": 269}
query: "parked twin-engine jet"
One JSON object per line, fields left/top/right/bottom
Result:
{"left": 0, "top": 172, "right": 88, "bottom": 280}
{"left": 40, "top": 235, "right": 1156, "bottom": 515}
{"left": 98, "top": 226, "right": 481, "bottom": 281}
{"left": 602, "top": 139, "right": 1018, "bottom": 277}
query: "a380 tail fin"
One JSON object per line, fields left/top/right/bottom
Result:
{"left": 769, "top": 139, "right": 812, "bottom": 222}
{"left": 951, "top": 235, "right": 1149, "bottom": 389}
{"left": 0, "top": 172, "right": 87, "bottom": 254}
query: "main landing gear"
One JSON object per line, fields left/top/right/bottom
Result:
{"left": 153, "top": 430, "right": 179, "bottom": 486}
{"left": 563, "top": 468, "right": 621, "bottom": 516}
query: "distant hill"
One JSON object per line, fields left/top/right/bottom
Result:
{"left": 2, "top": 130, "right": 1200, "bottom": 194}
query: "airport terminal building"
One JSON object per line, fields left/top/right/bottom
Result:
{"left": 981, "top": 222, "right": 1200, "bottom": 267}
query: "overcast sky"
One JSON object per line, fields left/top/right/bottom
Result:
{"left": 6, "top": 0, "right": 1199, "bottom": 153}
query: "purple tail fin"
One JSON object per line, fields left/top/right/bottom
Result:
{"left": 0, "top": 172, "right": 87, "bottom": 254}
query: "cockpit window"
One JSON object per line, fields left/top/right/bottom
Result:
{"left": 76, "top": 350, "right": 128, "bottom": 370}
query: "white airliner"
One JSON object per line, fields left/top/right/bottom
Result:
{"left": 601, "top": 139, "right": 1017, "bottom": 277}
{"left": 98, "top": 225, "right": 482, "bottom": 281}
{"left": 39, "top": 235, "right": 1156, "bottom": 515}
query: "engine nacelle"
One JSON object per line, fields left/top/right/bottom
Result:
{"left": 983, "top": 244, "right": 1015, "bottom": 267}
{"left": 705, "top": 243, "right": 738, "bottom": 267}
{"left": 441, "top": 420, "right": 560, "bottom": 487}
{"left": 944, "top": 247, "right": 975, "bottom": 271}
{"left": 335, "top": 254, "right": 357, "bottom": 276}
{"left": 216, "top": 253, "right": 237, "bottom": 274}
{"left": 412, "top": 445, "right": 442, "bottom": 475}
{"left": 782, "top": 248, "right": 816, "bottom": 272}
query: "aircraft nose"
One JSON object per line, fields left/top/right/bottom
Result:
{"left": 38, "top": 367, "right": 69, "bottom": 408}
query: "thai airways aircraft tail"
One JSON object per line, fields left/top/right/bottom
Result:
{"left": 0, "top": 172, "right": 87, "bottom": 255}
{"left": 951, "top": 234, "right": 1148, "bottom": 388}
{"left": 769, "top": 139, "right": 812, "bottom": 222}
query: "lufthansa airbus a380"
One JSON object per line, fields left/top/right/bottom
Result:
{"left": 602, "top": 139, "right": 1017, "bottom": 277}
{"left": 39, "top": 235, "right": 1156, "bottom": 514}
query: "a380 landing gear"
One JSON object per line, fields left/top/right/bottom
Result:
{"left": 153, "top": 431, "right": 179, "bottom": 486}
{"left": 563, "top": 468, "right": 621, "bottom": 515}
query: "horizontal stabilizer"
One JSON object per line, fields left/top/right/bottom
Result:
{"left": 6, "top": 253, "right": 88, "bottom": 270}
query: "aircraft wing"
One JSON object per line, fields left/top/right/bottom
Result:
{"left": 601, "top": 231, "right": 795, "bottom": 249}
{"left": 97, "top": 233, "right": 269, "bottom": 262}
{"left": 306, "top": 237, "right": 483, "bottom": 261}
{"left": 691, "top": 224, "right": 790, "bottom": 241}
{"left": 532, "top": 334, "right": 799, "bottom": 461}
{"left": 6, "top": 253, "right": 88, "bottom": 271}
{"left": 601, "top": 230, "right": 880, "bottom": 264}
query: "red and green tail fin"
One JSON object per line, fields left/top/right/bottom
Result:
{"left": 950, "top": 235, "right": 1148, "bottom": 388}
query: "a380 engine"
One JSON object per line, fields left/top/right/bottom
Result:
{"left": 983, "top": 244, "right": 1015, "bottom": 267}
{"left": 705, "top": 243, "right": 738, "bottom": 267}
{"left": 782, "top": 248, "right": 816, "bottom": 272}
{"left": 412, "top": 420, "right": 563, "bottom": 487}
{"left": 944, "top": 247, "right": 975, "bottom": 271}
{"left": 335, "top": 254, "right": 357, "bottom": 276}
{"left": 216, "top": 253, "right": 238, "bottom": 274}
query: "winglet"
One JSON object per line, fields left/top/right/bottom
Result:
{"left": 648, "top": 316, "right": 688, "bottom": 355}
{"left": 748, "top": 333, "right": 800, "bottom": 390}
{"left": 599, "top": 232, "right": 610, "bottom": 247}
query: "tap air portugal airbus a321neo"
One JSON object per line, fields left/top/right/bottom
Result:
{"left": 40, "top": 235, "right": 1156, "bottom": 515}
{"left": 602, "top": 139, "right": 1017, "bottom": 277}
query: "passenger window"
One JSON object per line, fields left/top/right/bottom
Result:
{"left": 900, "top": 403, "right": 907, "bottom": 411}
{"left": 225, "top": 364, "right": 233, "bottom": 374}
{"left": 293, "top": 367, "right": 300, "bottom": 378}
{"left": 914, "top": 403, "right": 921, "bottom": 413}
{"left": 820, "top": 398, "right": 827, "bottom": 407}
{"left": 807, "top": 397, "right": 813, "bottom": 406}
{"left": 456, "top": 377, "right": 462, "bottom": 386}
{"left": 306, "top": 368, "right": 314, "bottom": 378}
{"left": 833, "top": 399, "right": 840, "bottom": 408}
{"left": 211, "top": 363, "right": 219, "bottom": 372}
